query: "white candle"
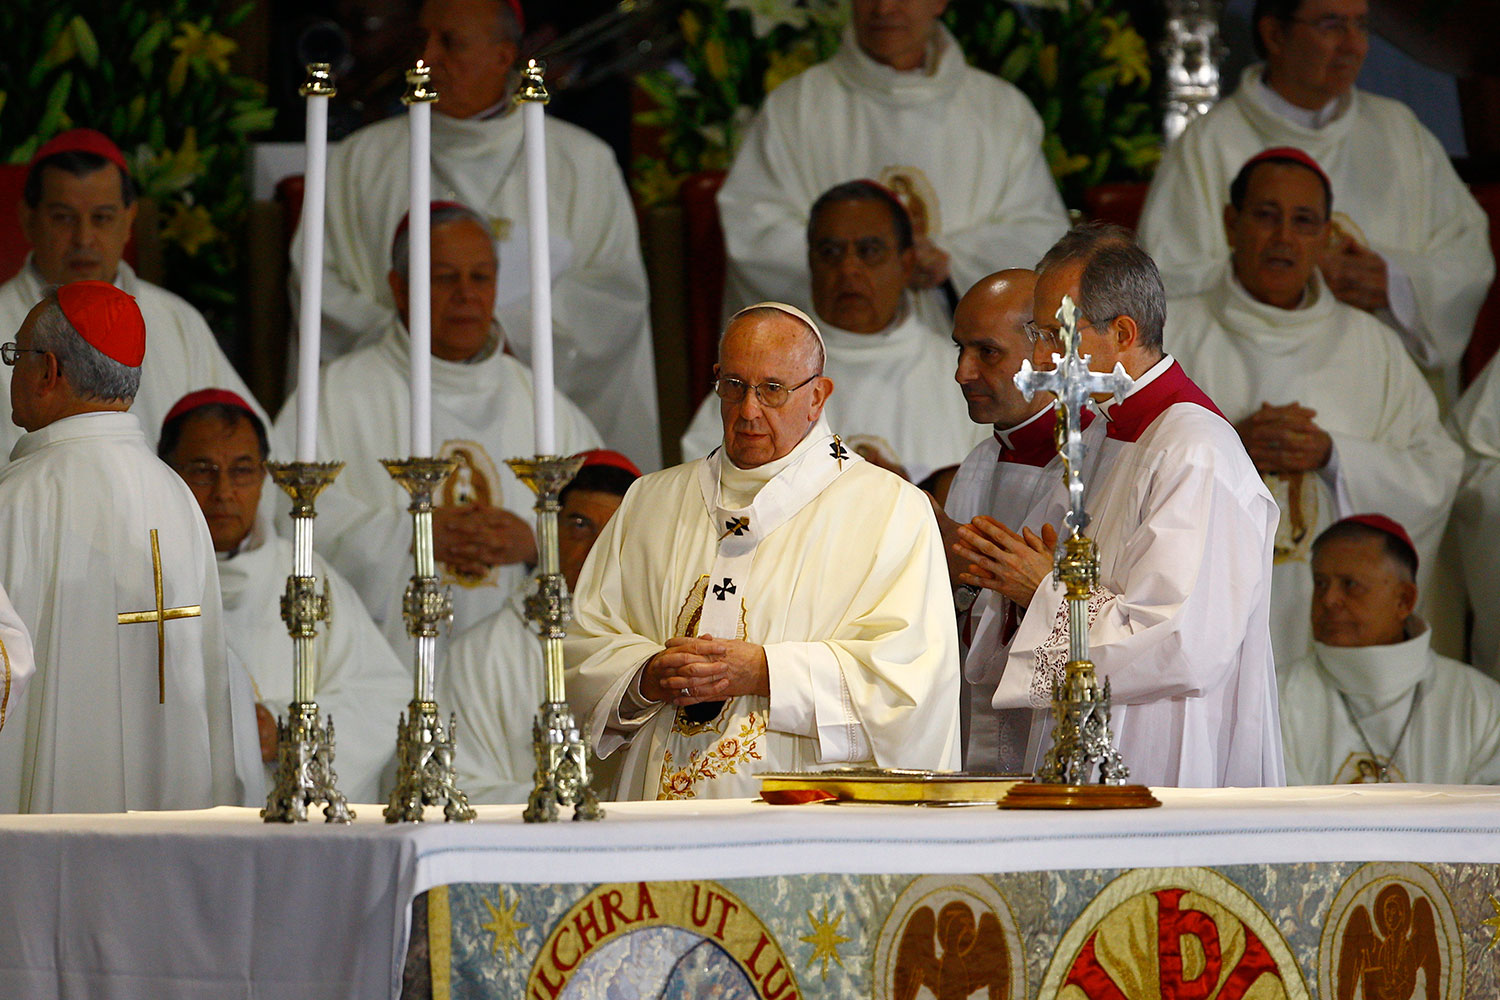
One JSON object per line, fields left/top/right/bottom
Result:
{"left": 408, "top": 94, "right": 433, "bottom": 458}
{"left": 522, "top": 98, "right": 556, "bottom": 455}
{"left": 296, "top": 84, "right": 331, "bottom": 462}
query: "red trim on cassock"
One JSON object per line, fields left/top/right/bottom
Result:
{"left": 1104, "top": 361, "right": 1224, "bottom": 444}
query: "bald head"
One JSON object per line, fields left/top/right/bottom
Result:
{"left": 952, "top": 269, "right": 1048, "bottom": 428}
{"left": 715, "top": 309, "right": 833, "bottom": 468}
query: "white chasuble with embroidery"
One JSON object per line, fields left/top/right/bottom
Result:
{"left": 565, "top": 418, "right": 960, "bottom": 800}
{"left": 990, "top": 359, "right": 1285, "bottom": 788}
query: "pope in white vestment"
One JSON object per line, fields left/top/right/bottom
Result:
{"left": 1170, "top": 271, "right": 1460, "bottom": 664}
{"left": 567, "top": 304, "right": 958, "bottom": 800}
{"left": 1138, "top": 65, "right": 1493, "bottom": 373}
{"left": 218, "top": 510, "right": 410, "bottom": 803}
{"left": 0, "top": 581, "right": 34, "bottom": 734}
{"left": 0, "top": 410, "right": 240, "bottom": 812}
{"left": 717, "top": 22, "right": 1068, "bottom": 331}
{"left": 1280, "top": 624, "right": 1500, "bottom": 785}
{"left": 289, "top": 110, "right": 660, "bottom": 468}
{"left": 679, "top": 296, "right": 985, "bottom": 479}
{"left": 273, "top": 321, "right": 600, "bottom": 653}
{"left": 567, "top": 418, "right": 959, "bottom": 799}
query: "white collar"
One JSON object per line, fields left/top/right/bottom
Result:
{"left": 1095, "top": 353, "right": 1174, "bottom": 420}
{"left": 1252, "top": 66, "right": 1349, "bottom": 130}
{"left": 1313, "top": 617, "right": 1435, "bottom": 712}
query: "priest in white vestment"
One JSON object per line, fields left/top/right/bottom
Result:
{"left": 288, "top": 0, "right": 659, "bottom": 467}
{"left": 1279, "top": 516, "right": 1500, "bottom": 784}
{"left": 717, "top": 1, "right": 1068, "bottom": 331}
{"left": 938, "top": 269, "right": 1082, "bottom": 771}
{"left": 1447, "top": 357, "right": 1500, "bottom": 678}
{"left": 0, "top": 128, "right": 265, "bottom": 460}
{"left": 1168, "top": 148, "right": 1460, "bottom": 665}
{"left": 955, "top": 226, "right": 1284, "bottom": 787}
{"left": 441, "top": 450, "right": 640, "bottom": 803}
{"left": 1137, "top": 0, "right": 1493, "bottom": 375}
{"left": 0, "top": 283, "right": 240, "bottom": 811}
{"left": 274, "top": 202, "right": 600, "bottom": 656}
{"left": 161, "top": 389, "right": 410, "bottom": 803}
{"left": 0, "top": 582, "right": 33, "bottom": 733}
{"left": 566, "top": 304, "right": 960, "bottom": 800}
{"left": 681, "top": 181, "right": 986, "bottom": 479}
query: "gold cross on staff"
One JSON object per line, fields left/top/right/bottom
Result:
{"left": 117, "top": 529, "right": 201, "bottom": 705}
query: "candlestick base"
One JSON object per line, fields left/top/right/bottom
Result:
{"left": 384, "top": 700, "right": 476, "bottom": 823}
{"left": 262, "top": 702, "right": 354, "bottom": 823}
{"left": 523, "top": 701, "right": 603, "bottom": 822}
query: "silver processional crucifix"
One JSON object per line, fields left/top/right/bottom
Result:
{"left": 1005, "top": 294, "right": 1146, "bottom": 794}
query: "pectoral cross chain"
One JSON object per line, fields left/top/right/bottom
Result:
{"left": 117, "top": 529, "right": 201, "bottom": 704}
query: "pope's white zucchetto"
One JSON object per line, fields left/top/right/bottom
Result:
{"left": 729, "top": 301, "right": 825, "bottom": 349}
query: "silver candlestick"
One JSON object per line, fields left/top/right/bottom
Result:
{"left": 507, "top": 454, "right": 603, "bottom": 822}
{"left": 382, "top": 456, "right": 476, "bottom": 823}
{"left": 261, "top": 461, "right": 354, "bottom": 824}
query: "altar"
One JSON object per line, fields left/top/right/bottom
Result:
{"left": 2, "top": 786, "right": 1499, "bottom": 999}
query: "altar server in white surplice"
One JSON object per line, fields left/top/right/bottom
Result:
{"left": 0, "top": 283, "right": 240, "bottom": 812}
{"left": 288, "top": 0, "right": 659, "bottom": 467}
{"left": 1137, "top": 0, "right": 1493, "bottom": 374}
{"left": 275, "top": 202, "right": 600, "bottom": 655}
{"left": 1280, "top": 516, "right": 1500, "bottom": 785}
{"left": 717, "top": 0, "right": 1068, "bottom": 332}
{"left": 0, "top": 582, "right": 33, "bottom": 733}
{"left": 955, "top": 226, "right": 1284, "bottom": 787}
{"left": 161, "top": 390, "right": 410, "bottom": 803}
{"left": 0, "top": 128, "right": 265, "bottom": 460}
{"left": 681, "top": 181, "right": 986, "bottom": 480}
{"left": 1168, "top": 149, "right": 1460, "bottom": 666}
{"left": 566, "top": 304, "right": 960, "bottom": 800}
{"left": 937, "top": 269, "right": 1087, "bottom": 772}
{"left": 441, "top": 450, "right": 639, "bottom": 804}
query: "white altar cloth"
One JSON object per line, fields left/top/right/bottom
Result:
{"left": 3, "top": 786, "right": 1500, "bottom": 999}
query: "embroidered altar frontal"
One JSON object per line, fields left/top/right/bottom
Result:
{"left": 413, "top": 860, "right": 1500, "bottom": 999}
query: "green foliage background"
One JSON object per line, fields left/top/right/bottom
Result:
{"left": 634, "top": 0, "right": 1161, "bottom": 211}
{"left": 0, "top": 1, "right": 274, "bottom": 340}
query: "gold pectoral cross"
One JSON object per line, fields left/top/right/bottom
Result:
{"left": 117, "top": 529, "right": 201, "bottom": 704}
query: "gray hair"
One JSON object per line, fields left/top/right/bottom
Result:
{"left": 390, "top": 203, "right": 495, "bottom": 279}
{"left": 31, "top": 295, "right": 140, "bottom": 402}
{"left": 1035, "top": 222, "right": 1167, "bottom": 354}
{"left": 718, "top": 305, "right": 826, "bottom": 374}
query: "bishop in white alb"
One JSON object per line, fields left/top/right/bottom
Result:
{"left": 0, "top": 412, "right": 241, "bottom": 811}
{"left": 1280, "top": 621, "right": 1500, "bottom": 785}
{"left": 1170, "top": 272, "right": 1460, "bottom": 663}
{"left": 718, "top": 25, "right": 1068, "bottom": 330}
{"left": 1139, "top": 66, "right": 1494, "bottom": 372}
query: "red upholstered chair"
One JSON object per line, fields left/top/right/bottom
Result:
{"left": 1083, "top": 181, "right": 1149, "bottom": 232}
{"left": 0, "top": 163, "right": 143, "bottom": 284}
{"left": 1461, "top": 181, "right": 1500, "bottom": 388}
{"left": 680, "top": 170, "right": 727, "bottom": 410}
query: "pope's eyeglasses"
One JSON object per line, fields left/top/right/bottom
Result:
{"left": 713, "top": 372, "right": 822, "bottom": 408}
